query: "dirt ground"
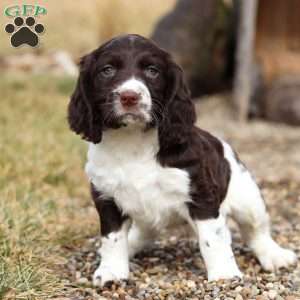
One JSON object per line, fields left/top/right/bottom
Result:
{"left": 63, "top": 96, "right": 300, "bottom": 300}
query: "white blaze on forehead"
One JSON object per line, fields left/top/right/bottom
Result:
{"left": 113, "top": 77, "right": 152, "bottom": 107}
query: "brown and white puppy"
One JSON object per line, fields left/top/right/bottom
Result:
{"left": 68, "top": 34, "right": 296, "bottom": 286}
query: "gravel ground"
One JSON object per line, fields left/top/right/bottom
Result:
{"left": 63, "top": 96, "right": 300, "bottom": 300}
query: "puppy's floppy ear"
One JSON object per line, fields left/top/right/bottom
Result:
{"left": 68, "top": 53, "right": 103, "bottom": 144}
{"left": 165, "top": 61, "right": 196, "bottom": 125}
{"left": 159, "top": 58, "right": 196, "bottom": 150}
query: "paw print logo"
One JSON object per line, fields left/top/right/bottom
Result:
{"left": 5, "top": 16, "right": 44, "bottom": 47}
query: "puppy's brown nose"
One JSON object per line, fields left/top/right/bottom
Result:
{"left": 120, "top": 90, "right": 139, "bottom": 107}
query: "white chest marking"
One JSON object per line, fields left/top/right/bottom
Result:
{"left": 85, "top": 126, "right": 191, "bottom": 228}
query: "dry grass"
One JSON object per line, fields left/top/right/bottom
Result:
{"left": 0, "top": 0, "right": 175, "bottom": 57}
{"left": 0, "top": 73, "right": 99, "bottom": 299}
{"left": 0, "top": 2, "right": 175, "bottom": 298}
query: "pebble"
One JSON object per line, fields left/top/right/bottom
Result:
{"left": 147, "top": 266, "right": 162, "bottom": 275}
{"left": 186, "top": 280, "right": 196, "bottom": 289}
{"left": 241, "top": 287, "right": 252, "bottom": 298}
{"left": 256, "top": 296, "right": 268, "bottom": 300}
{"left": 64, "top": 184, "right": 300, "bottom": 300}
{"left": 251, "top": 285, "right": 259, "bottom": 296}
{"left": 268, "top": 290, "right": 277, "bottom": 299}
{"left": 235, "top": 294, "right": 243, "bottom": 300}
{"left": 266, "top": 282, "right": 274, "bottom": 289}
{"left": 235, "top": 286, "right": 243, "bottom": 293}
{"left": 77, "top": 277, "right": 89, "bottom": 284}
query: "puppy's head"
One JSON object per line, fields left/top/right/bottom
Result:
{"left": 68, "top": 34, "right": 196, "bottom": 144}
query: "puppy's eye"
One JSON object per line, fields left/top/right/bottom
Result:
{"left": 101, "top": 65, "right": 116, "bottom": 78}
{"left": 144, "top": 65, "right": 159, "bottom": 79}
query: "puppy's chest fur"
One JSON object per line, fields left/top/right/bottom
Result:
{"left": 85, "top": 126, "right": 191, "bottom": 228}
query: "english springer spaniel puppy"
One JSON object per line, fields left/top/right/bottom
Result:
{"left": 68, "top": 34, "right": 296, "bottom": 286}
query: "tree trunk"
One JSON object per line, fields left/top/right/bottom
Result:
{"left": 233, "top": 0, "right": 258, "bottom": 122}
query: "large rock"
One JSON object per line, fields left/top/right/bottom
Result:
{"left": 259, "top": 76, "right": 300, "bottom": 126}
{"left": 152, "top": 0, "right": 237, "bottom": 97}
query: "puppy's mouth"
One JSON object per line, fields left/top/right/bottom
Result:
{"left": 114, "top": 101, "right": 151, "bottom": 125}
{"left": 118, "top": 111, "right": 149, "bottom": 125}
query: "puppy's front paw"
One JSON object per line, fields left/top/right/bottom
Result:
{"left": 258, "top": 246, "right": 297, "bottom": 272}
{"left": 208, "top": 266, "right": 243, "bottom": 281}
{"left": 93, "top": 264, "right": 129, "bottom": 287}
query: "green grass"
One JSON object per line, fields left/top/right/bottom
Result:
{"left": 0, "top": 74, "right": 99, "bottom": 299}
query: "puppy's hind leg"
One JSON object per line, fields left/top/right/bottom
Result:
{"left": 222, "top": 142, "right": 296, "bottom": 272}
{"left": 128, "top": 222, "right": 156, "bottom": 258}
